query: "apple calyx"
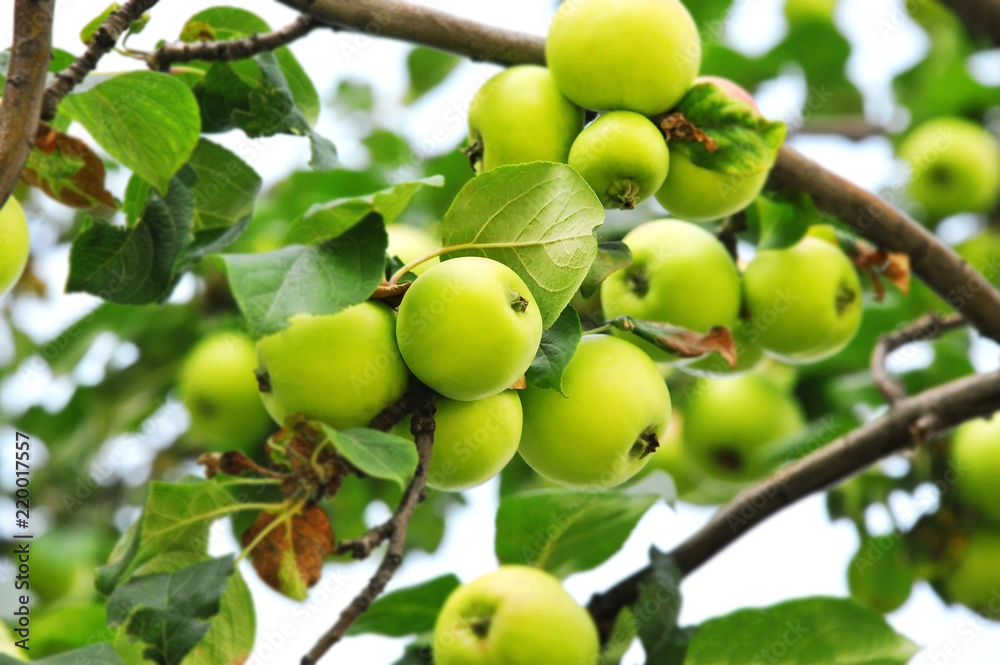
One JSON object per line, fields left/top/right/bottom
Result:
{"left": 468, "top": 615, "right": 492, "bottom": 639}
{"left": 712, "top": 446, "right": 745, "bottom": 472}
{"left": 654, "top": 112, "right": 718, "bottom": 153}
{"left": 254, "top": 368, "right": 272, "bottom": 393}
{"left": 609, "top": 179, "right": 641, "bottom": 210}
{"left": 835, "top": 284, "right": 858, "bottom": 316}
{"left": 462, "top": 140, "right": 484, "bottom": 173}
{"left": 633, "top": 427, "right": 661, "bottom": 459}
{"left": 625, "top": 267, "right": 650, "bottom": 297}
{"left": 508, "top": 290, "right": 530, "bottom": 313}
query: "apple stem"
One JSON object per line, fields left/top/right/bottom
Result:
{"left": 387, "top": 240, "right": 542, "bottom": 287}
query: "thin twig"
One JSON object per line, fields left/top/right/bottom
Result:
{"left": 335, "top": 520, "right": 395, "bottom": 559}
{"left": 586, "top": 369, "right": 1000, "bottom": 634}
{"left": 303, "top": 389, "right": 436, "bottom": 665}
{"left": 871, "top": 313, "right": 967, "bottom": 405}
{"left": 0, "top": 0, "right": 55, "bottom": 207}
{"left": 146, "top": 14, "right": 324, "bottom": 71}
{"left": 715, "top": 211, "right": 747, "bottom": 262}
{"left": 40, "top": 0, "right": 160, "bottom": 120}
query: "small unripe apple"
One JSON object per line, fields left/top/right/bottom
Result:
{"left": 848, "top": 537, "right": 914, "bottom": 614}
{"left": 683, "top": 374, "right": 805, "bottom": 482}
{"left": 433, "top": 566, "right": 599, "bottom": 665}
{"left": 0, "top": 195, "right": 30, "bottom": 298}
{"left": 397, "top": 257, "right": 543, "bottom": 402}
{"left": 393, "top": 391, "right": 522, "bottom": 491}
{"left": 568, "top": 111, "right": 670, "bottom": 210}
{"left": 899, "top": 117, "right": 1000, "bottom": 221}
{"left": 601, "top": 219, "right": 742, "bottom": 360}
{"left": 546, "top": 0, "right": 701, "bottom": 115}
{"left": 945, "top": 530, "right": 1000, "bottom": 613}
{"left": 256, "top": 302, "right": 409, "bottom": 430}
{"left": 519, "top": 335, "right": 672, "bottom": 488}
{"left": 178, "top": 332, "right": 273, "bottom": 453}
{"left": 742, "top": 236, "right": 863, "bottom": 363}
{"left": 387, "top": 224, "right": 441, "bottom": 276}
{"left": 468, "top": 65, "right": 584, "bottom": 174}
{"left": 950, "top": 412, "right": 1000, "bottom": 523}
{"left": 655, "top": 78, "right": 773, "bottom": 222}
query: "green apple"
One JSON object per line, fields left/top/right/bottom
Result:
{"left": 945, "top": 530, "right": 1000, "bottom": 613}
{"left": 0, "top": 622, "right": 26, "bottom": 660}
{"left": 31, "top": 528, "right": 112, "bottom": 605}
{"left": 0, "top": 195, "right": 29, "bottom": 298}
{"left": 468, "top": 65, "right": 584, "bottom": 174}
{"left": 601, "top": 220, "right": 742, "bottom": 360}
{"left": 178, "top": 332, "right": 273, "bottom": 453}
{"left": 683, "top": 374, "right": 805, "bottom": 482}
{"left": 682, "top": 323, "right": 766, "bottom": 377}
{"left": 950, "top": 412, "right": 1000, "bottom": 522}
{"left": 784, "top": 0, "right": 837, "bottom": 25}
{"left": 433, "top": 565, "right": 599, "bottom": 665}
{"left": 256, "top": 302, "right": 410, "bottom": 429}
{"left": 32, "top": 604, "right": 114, "bottom": 659}
{"left": 393, "top": 391, "right": 522, "bottom": 491}
{"left": 568, "top": 111, "right": 669, "bottom": 209}
{"left": 655, "top": 78, "right": 772, "bottom": 222}
{"left": 387, "top": 224, "right": 441, "bottom": 276}
{"left": 546, "top": 0, "right": 701, "bottom": 115}
{"left": 519, "top": 335, "right": 672, "bottom": 488}
{"left": 742, "top": 236, "right": 863, "bottom": 363}
{"left": 848, "top": 537, "right": 915, "bottom": 614}
{"left": 396, "top": 257, "right": 542, "bottom": 402}
{"left": 899, "top": 117, "right": 1000, "bottom": 221}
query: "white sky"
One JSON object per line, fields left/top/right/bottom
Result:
{"left": 2, "top": 0, "right": 1000, "bottom": 663}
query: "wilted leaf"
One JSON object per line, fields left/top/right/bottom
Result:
{"left": 242, "top": 505, "right": 335, "bottom": 600}
{"left": 22, "top": 122, "right": 116, "bottom": 209}
{"left": 610, "top": 317, "right": 737, "bottom": 366}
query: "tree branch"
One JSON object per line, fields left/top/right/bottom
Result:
{"left": 40, "top": 0, "right": 160, "bottom": 120}
{"left": 303, "top": 390, "right": 436, "bottom": 665}
{"left": 146, "top": 14, "right": 324, "bottom": 71}
{"left": 871, "top": 313, "right": 966, "bottom": 405}
{"left": 587, "top": 369, "right": 1000, "bottom": 632}
{"left": 939, "top": 0, "right": 1000, "bottom": 46}
{"left": 768, "top": 146, "right": 1000, "bottom": 343}
{"left": 0, "top": 0, "right": 55, "bottom": 208}
{"left": 275, "top": 0, "right": 546, "bottom": 65}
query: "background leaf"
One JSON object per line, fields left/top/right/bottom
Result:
{"left": 636, "top": 550, "right": 687, "bottom": 665}
{"left": 404, "top": 47, "right": 461, "bottom": 104}
{"left": 326, "top": 427, "right": 419, "bottom": 489}
{"left": 441, "top": 162, "right": 604, "bottom": 328}
{"left": 348, "top": 575, "right": 460, "bottom": 637}
{"left": 186, "top": 138, "right": 262, "bottom": 230}
{"left": 525, "top": 306, "right": 582, "bottom": 395}
{"left": 580, "top": 241, "right": 632, "bottom": 298}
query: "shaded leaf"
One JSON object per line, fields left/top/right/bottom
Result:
{"left": 495, "top": 489, "right": 658, "bottom": 578}
{"left": 324, "top": 426, "right": 419, "bottom": 489}
{"left": 743, "top": 193, "right": 812, "bottom": 251}
{"left": 636, "top": 549, "right": 686, "bottom": 665}
{"left": 441, "top": 162, "right": 605, "bottom": 328}
{"left": 348, "top": 575, "right": 460, "bottom": 637}
{"left": 186, "top": 137, "right": 262, "bottom": 230}
{"left": 580, "top": 241, "right": 632, "bottom": 298}
{"left": 392, "top": 637, "right": 434, "bottom": 665}
{"left": 242, "top": 505, "right": 335, "bottom": 601}
{"left": 22, "top": 122, "right": 116, "bottom": 209}
{"left": 610, "top": 317, "right": 737, "bottom": 366}
{"left": 61, "top": 71, "right": 200, "bottom": 193}
{"left": 405, "top": 47, "right": 461, "bottom": 104}
{"left": 525, "top": 306, "right": 582, "bottom": 395}
{"left": 599, "top": 607, "right": 639, "bottom": 665}
{"left": 106, "top": 556, "right": 235, "bottom": 665}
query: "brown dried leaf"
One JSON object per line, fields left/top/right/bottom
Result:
{"left": 508, "top": 376, "right": 527, "bottom": 390}
{"left": 613, "top": 316, "right": 737, "bottom": 367}
{"left": 242, "top": 506, "right": 335, "bottom": 601}
{"left": 21, "top": 123, "right": 116, "bottom": 209}
{"left": 371, "top": 281, "right": 411, "bottom": 308}
{"left": 849, "top": 243, "right": 912, "bottom": 301}
{"left": 656, "top": 112, "right": 718, "bottom": 152}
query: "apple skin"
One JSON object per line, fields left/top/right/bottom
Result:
{"left": 387, "top": 224, "right": 441, "bottom": 276}
{"left": 601, "top": 219, "right": 742, "bottom": 361}
{"left": 683, "top": 374, "right": 805, "bottom": 482}
{"left": 0, "top": 195, "right": 30, "bottom": 298}
{"left": 784, "top": 0, "right": 837, "bottom": 25}
{"left": 178, "top": 332, "right": 273, "bottom": 453}
{"left": 256, "top": 302, "right": 410, "bottom": 430}
{"left": 393, "top": 391, "right": 522, "bottom": 491}
{"left": 899, "top": 117, "right": 1000, "bottom": 221}
{"left": 397, "top": 257, "right": 543, "bottom": 402}
{"left": 433, "top": 565, "right": 599, "bottom": 665}
{"left": 945, "top": 530, "right": 1000, "bottom": 613}
{"left": 848, "top": 537, "right": 914, "bottom": 614}
{"left": 547, "top": 0, "right": 700, "bottom": 115}
{"left": 950, "top": 412, "right": 1000, "bottom": 523}
{"left": 742, "top": 236, "right": 863, "bottom": 363}
{"left": 568, "top": 110, "right": 670, "bottom": 210}
{"left": 519, "top": 335, "right": 672, "bottom": 488}
{"left": 468, "top": 65, "right": 584, "bottom": 174}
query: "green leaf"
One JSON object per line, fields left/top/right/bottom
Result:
{"left": 0, "top": 649, "right": 124, "bottom": 665}
{"left": 67, "top": 167, "right": 196, "bottom": 305}
{"left": 441, "top": 162, "right": 605, "bottom": 329}
{"left": 186, "top": 138, "right": 262, "bottom": 230}
{"left": 96, "top": 477, "right": 239, "bottom": 594}
{"left": 285, "top": 176, "right": 444, "bottom": 245}
{"left": 636, "top": 549, "right": 686, "bottom": 665}
{"left": 405, "top": 47, "right": 461, "bottom": 105}
{"left": 391, "top": 636, "right": 434, "bottom": 665}
{"left": 61, "top": 71, "right": 200, "bottom": 193}
{"left": 743, "top": 193, "right": 812, "bottom": 250}
{"left": 525, "top": 306, "right": 581, "bottom": 395}
{"left": 348, "top": 575, "right": 460, "bottom": 637}
{"left": 81, "top": 4, "right": 120, "bottom": 44}
{"left": 670, "top": 82, "right": 786, "bottom": 177}
{"left": 599, "top": 607, "right": 639, "bottom": 665}
{"left": 325, "top": 426, "right": 418, "bottom": 489}
{"left": 685, "top": 597, "right": 919, "bottom": 664}
{"left": 494, "top": 489, "right": 658, "bottom": 578}
{"left": 107, "top": 556, "right": 235, "bottom": 665}
{"left": 217, "top": 212, "right": 388, "bottom": 337}
{"left": 580, "top": 241, "right": 632, "bottom": 298}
